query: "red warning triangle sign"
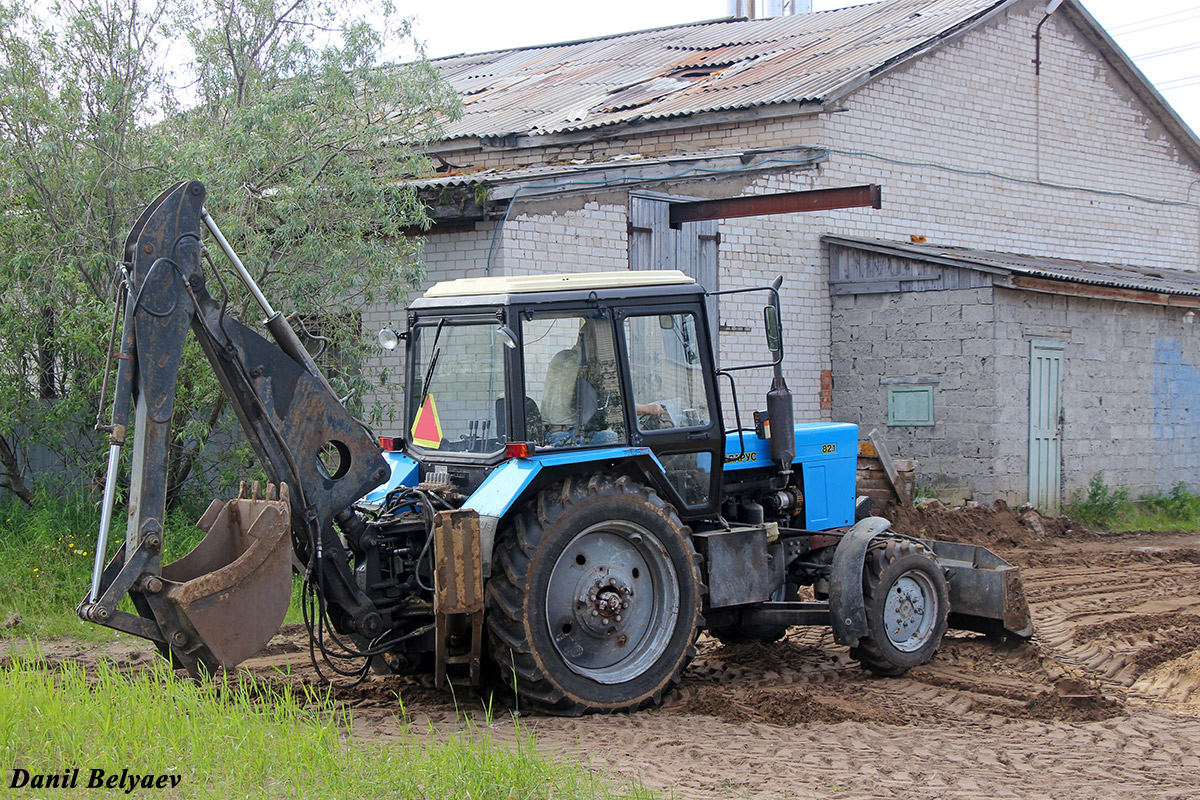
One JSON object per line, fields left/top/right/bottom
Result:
{"left": 410, "top": 394, "right": 443, "bottom": 448}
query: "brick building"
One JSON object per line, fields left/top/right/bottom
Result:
{"left": 366, "top": 0, "right": 1200, "bottom": 509}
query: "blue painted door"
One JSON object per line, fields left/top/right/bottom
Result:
{"left": 1029, "top": 340, "right": 1065, "bottom": 513}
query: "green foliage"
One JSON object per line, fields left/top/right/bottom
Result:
{"left": 1141, "top": 481, "right": 1200, "bottom": 521}
{"left": 1119, "top": 481, "right": 1200, "bottom": 532}
{"left": 1065, "top": 474, "right": 1200, "bottom": 532}
{"left": 0, "top": 654, "right": 654, "bottom": 799}
{"left": 0, "top": 0, "right": 459, "bottom": 505}
{"left": 0, "top": 490, "right": 208, "bottom": 638}
{"left": 1065, "top": 473, "right": 1131, "bottom": 528}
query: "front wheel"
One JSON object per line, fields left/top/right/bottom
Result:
{"left": 850, "top": 538, "right": 949, "bottom": 676}
{"left": 486, "top": 474, "right": 701, "bottom": 715}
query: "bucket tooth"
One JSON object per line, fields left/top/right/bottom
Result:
{"left": 160, "top": 483, "right": 293, "bottom": 669}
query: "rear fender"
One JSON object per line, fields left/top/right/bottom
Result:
{"left": 463, "top": 446, "right": 671, "bottom": 574}
{"left": 828, "top": 516, "right": 892, "bottom": 647}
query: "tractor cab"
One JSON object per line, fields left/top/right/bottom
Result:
{"left": 393, "top": 271, "right": 727, "bottom": 517}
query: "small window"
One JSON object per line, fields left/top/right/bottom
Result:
{"left": 660, "top": 452, "right": 713, "bottom": 508}
{"left": 887, "top": 385, "right": 935, "bottom": 427}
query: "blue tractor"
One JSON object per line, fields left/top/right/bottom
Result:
{"left": 82, "top": 182, "right": 1031, "bottom": 716}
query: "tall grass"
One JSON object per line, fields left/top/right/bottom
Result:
{"left": 0, "top": 493, "right": 179, "bottom": 638}
{"left": 0, "top": 491, "right": 303, "bottom": 639}
{"left": 0, "top": 653, "right": 650, "bottom": 799}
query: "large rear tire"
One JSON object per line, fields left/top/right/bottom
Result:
{"left": 850, "top": 538, "right": 949, "bottom": 676}
{"left": 486, "top": 474, "right": 701, "bottom": 715}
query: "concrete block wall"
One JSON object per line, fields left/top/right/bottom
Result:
{"left": 831, "top": 286, "right": 1003, "bottom": 501}
{"left": 815, "top": 0, "right": 1200, "bottom": 502}
{"left": 993, "top": 288, "right": 1200, "bottom": 501}
{"left": 503, "top": 199, "right": 629, "bottom": 275}
{"left": 835, "top": 280, "right": 1200, "bottom": 505}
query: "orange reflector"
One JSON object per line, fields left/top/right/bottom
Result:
{"left": 378, "top": 437, "right": 400, "bottom": 451}
{"left": 505, "top": 442, "right": 531, "bottom": 459}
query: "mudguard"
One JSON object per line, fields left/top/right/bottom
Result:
{"left": 465, "top": 446, "right": 667, "bottom": 518}
{"left": 461, "top": 446, "right": 668, "bottom": 576}
{"left": 828, "top": 516, "right": 893, "bottom": 647}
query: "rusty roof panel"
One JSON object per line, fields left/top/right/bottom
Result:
{"left": 431, "top": 0, "right": 1008, "bottom": 141}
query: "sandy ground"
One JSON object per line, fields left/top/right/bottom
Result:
{"left": 13, "top": 505, "right": 1200, "bottom": 799}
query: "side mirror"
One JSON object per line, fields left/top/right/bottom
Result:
{"left": 763, "top": 306, "right": 782, "bottom": 354}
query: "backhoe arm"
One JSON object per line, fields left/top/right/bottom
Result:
{"left": 80, "top": 180, "right": 389, "bottom": 673}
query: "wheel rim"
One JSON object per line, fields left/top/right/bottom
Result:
{"left": 545, "top": 520, "right": 680, "bottom": 684}
{"left": 883, "top": 569, "right": 938, "bottom": 653}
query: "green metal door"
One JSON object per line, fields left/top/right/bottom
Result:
{"left": 1028, "top": 340, "right": 1065, "bottom": 513}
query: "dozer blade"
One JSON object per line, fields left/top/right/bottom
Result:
{"left": 928, "top": 540, "right": 1034, "bottom": 639}
{"left": 160, "top": 482, "right": 293, "bottom": 669}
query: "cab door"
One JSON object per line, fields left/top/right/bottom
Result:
{"left": 615, "top": 302, "right": 723, "bottom": 518}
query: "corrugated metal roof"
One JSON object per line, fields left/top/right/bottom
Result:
{"left": 432, "top": 0, "right": 1009, "bottom": 141}
{"left": 825, "top": 236, "right": 1200, "bottom": 297}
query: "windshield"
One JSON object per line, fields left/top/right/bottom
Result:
{"left": 407, "top": 321, "right": 508, "bottom": 456}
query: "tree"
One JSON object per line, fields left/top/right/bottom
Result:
{"left": 0, "top": 0, "right": 171, "bottom": 503}
{"left": 0, "top": 0, "right": 458, "bottom": 506}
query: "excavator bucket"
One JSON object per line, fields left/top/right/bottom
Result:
{"left": 159, "top": 482, "right": 294, "bottom": 669}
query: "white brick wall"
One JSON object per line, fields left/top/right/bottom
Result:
{"left": 503, "top": 199, "right": 629, "bottom": 275}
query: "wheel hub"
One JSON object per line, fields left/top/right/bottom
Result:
{"left": 884, "top": 572, "right": 936, "bottom": 652}
{"left": 545, "top": 522, "right": 679, "bottom": 684}
{"left": 577, "top": 570, "right": 633, "bottom": 634}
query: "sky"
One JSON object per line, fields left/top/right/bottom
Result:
{"left": 390, "top": 0, "right": 1200, "bottom": 138}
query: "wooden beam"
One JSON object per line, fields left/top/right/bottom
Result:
{"left": 1008, "top": 275, "right": 1200, "bottom": 308}
{"left": 669, "top": 184, "right": 881, "bottom": 227}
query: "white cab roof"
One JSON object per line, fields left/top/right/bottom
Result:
{"left": 423, "top": 270, "right": 695, "bottom": 298}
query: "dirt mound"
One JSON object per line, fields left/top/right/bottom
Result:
{"left": 1017, "top": 686, "right": 1122, "bottom": 723}
{"left": 1128, "top": 546, "right": 1200, "bottom": 563}
{"left": 1132, "top": 623, "right": 1200, "bottom": 671}
{"left": 881, "top": 501, "right": 1080, "bottom": 550}
{"left": 1133, "top": 649, "right": 1200, "bottom": 713}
